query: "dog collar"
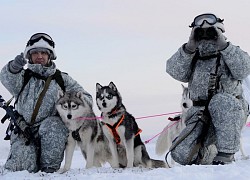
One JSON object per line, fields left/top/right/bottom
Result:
{"left": 107, "top": 107, "right": 120, "bottom": 118}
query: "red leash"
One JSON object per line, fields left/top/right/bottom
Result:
{"left": 247, "top": 122, "right": 250, "bottom": 127}
{"left": 76, "top": 111, "right": 182, "bottom": 144}
{"left": 144, "top": 118, "right": 181, "bottom": 144}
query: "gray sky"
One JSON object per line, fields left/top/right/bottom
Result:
{"left": 1, "top": 0, "right": 250, "bottom": 135}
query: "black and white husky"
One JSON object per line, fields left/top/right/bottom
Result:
{"left": 56, "top": 91, "right": 127, "bottom": 173}
{"left": 96, "top": 82, "right": 167, "bottom": 168}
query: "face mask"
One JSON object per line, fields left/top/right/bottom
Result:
{"left": 198, "top": 40, "right": 218, "bottom": 57}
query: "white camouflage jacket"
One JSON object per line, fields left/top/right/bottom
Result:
{"left": 0, "top": 61, "right": 93, "bottom": 126}
{"left": 166, "top": 42, "right": 250, "bottom": 101}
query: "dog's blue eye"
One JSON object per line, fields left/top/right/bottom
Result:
{"left": 71, "top": 104, "right": 78, "bottom": 110}
{"left": 106, "top": 94, "right": 113, "bottom": 100}
{"left": 62, "top": 104, "right": 68, "bottom": 109}
{"left": 98, "top": 95, "right": 104, "bottom": 100}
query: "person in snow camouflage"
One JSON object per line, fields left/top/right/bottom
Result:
{"left": 0, "top": 33, "right": 93, "bottom": 173}
{"left": 166, "top": 13, "right": 250, "bottom": 165}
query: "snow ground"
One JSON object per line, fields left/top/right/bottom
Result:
{"left": 0, "top": 123, "right": 250, "bottom": 180}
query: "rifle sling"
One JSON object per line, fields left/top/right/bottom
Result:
{"left": 30, "top": 76, "right": 52, "bottom": 125}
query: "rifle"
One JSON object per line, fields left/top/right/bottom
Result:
{"left": 0, "top": 94, "right": 32, "bottom": 145}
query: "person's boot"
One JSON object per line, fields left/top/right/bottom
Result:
{"left": 212, "top": 152, "right": 235, "bottom": 165}
{"left": 41, "top": 167, "right": 57, "bottom": 173}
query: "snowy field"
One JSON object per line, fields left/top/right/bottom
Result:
{"left": 0, "top": 122, "right": 250, "bottom": 180}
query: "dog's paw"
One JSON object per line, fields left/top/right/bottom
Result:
{"left": 110, "top": 162, "right": 120, "bottom": 168}
{"left": 85, "top": 164, "right": 94, "bottom": 169}
{"left": 241, "top": 155, "right": 250, "bottom": 160}
{"left": 0, "top": 165, "right": 7, "bottom": 175}
{"left": 57, "top": 168, "right": 69, "bottom": 174}
{"left": 109, "top": 159, "right": 119, "bottom": 168}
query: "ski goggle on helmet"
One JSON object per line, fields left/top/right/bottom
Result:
{"left": 190, "top": 13, "right": 224, "bottom": 28}
{"left": 24, "top": 33, "right": 57, "bottom": 60}
{"left": 26, "top": 33, "right": 55, "bottom": 48}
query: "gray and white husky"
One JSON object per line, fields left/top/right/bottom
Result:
{"left": 96, "top": 82, "right": 167, "bottom": 168}
{"left": 56, "top": 91, "right": 126, "bottom": 173}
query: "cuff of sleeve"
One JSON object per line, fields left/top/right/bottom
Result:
{"left": 183, "top": 43, "right": 196, "bottom": 54}
{"left": 219, "top": 42, "right": 233, "bottom": 54}
{"left": 219, "top": 42, "right": 229, "bottom": 51}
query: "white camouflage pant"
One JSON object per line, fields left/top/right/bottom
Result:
{"left": 4, "top": 116, "right": 68, "bottom": 172}
{"left": 170, "top": 93, "right": 248, "bottom": 165}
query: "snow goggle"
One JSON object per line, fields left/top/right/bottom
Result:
{"left": 26, "top": 33, "right": 55, "bottom": 48}
{"left": 190, "top": 13, "right": 224, "bottom": 27}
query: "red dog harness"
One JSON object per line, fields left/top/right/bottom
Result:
{"left": 103, "top": 114, "right": 142, "bottom": 144}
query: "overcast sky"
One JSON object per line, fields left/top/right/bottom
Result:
{"left": 1, "top": 0, "right": 250, "bottom": 135}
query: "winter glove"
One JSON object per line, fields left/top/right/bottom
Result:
{"left": 184, "top": 27, "right": 199, "bottom": 54}
{"left": 9, "top": 53, "right": 27, "bottom": 73}
{"left": 23, "top": 127, "right": 32, "bottom": 145}
{"left": 215, "top": 27, "right": 228, "bottom": 51}
{"left": 15, "top": 115, "right": 32, "bottom": 145}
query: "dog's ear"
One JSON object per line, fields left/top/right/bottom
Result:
{"left": 96, "top": 83, "right": 103, "bottom": 92}
{"left": 76, "top": 91, "right": 93, "bottom": 107}
{"left": 109, "top": 82, "right": 117, "bottom": 92}
{"left": 57, "top": 90, "right": 64, "bottom": 99}
{"left": 76, "top": 91, "right": 83, "bottom": 99}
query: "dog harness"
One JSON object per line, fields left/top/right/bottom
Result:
{"left": 103, "top": 114, "right": 142, "bottom": 144}
{"left": 168, "top": 115, "right": 181, "bottom": 121}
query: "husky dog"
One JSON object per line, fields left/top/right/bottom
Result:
{"left": 155, "top": 84, "right": 192, "bottom": 157}
{"left": 240, "top": 128, "right": 249, "bottom": 160}
{"left": 56, "top": 91, "right": 126, "bottom": 173}
{"left": 96, "top": 82, "right": 167, "bottom": 168}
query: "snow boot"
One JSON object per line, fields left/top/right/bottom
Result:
{"left": 41, "top": 167, "right": 57, "bottom": 173}
{"left": 212, "top": 152, "right": 235, "bottom": 165}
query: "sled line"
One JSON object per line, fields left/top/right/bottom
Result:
{"left": 144, "top": 119, "right": 181, "bottom": 144}
{"left": 76, "top": 111, "right": 181, "bottom": 121}
{"left": 246, "top": 122, "right": 250, "bottom": 127}
{"left": 135, "top": 112, "right": 181, "bottom": 120}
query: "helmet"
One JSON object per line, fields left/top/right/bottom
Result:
{"left": 190, "top": 13, "right": 225, "bottom": 33}
{"left": 24, "top": 33, "right": 57, "bottom": 60}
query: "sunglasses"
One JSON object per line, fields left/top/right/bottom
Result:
{"left": 27, "top": 33, "right": 55, "bottom": 48}
{"left": 190, "top": 13, "right": 224, "bottom": 27}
